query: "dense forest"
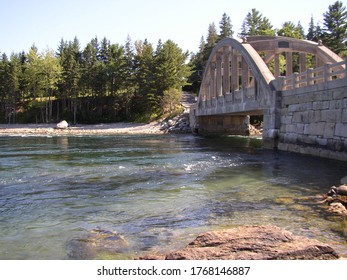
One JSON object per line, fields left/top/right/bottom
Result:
{"left": 0, "top": 1, "right": 346, "bottom": 124}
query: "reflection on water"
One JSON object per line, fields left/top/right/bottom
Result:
{"left": 0, "top": 134, "right": 346, "bottom": 259}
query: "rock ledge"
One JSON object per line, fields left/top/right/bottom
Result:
{"left": 138, "top": 225, "right": 338, "bottom": 260}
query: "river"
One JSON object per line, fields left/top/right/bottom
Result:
{"left": 0, "top": 134, "right": 346, "bottom": 259}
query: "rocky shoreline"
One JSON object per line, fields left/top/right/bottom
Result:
{"left": 0, "top": 122, "right": 165, "bottom": 136}
{"left": 0, "top": 115, "right": 263, "bottom": 137}
{"left": 137, "top": 225, "right": 338, "bottom": 260}
{"left": 321, "top": 183, "right": 347, "bottom": 217}
{"left": 0, "top": 115, "right": 192, "bottom": 136}
{"left": 72, "top": 179, "right": 347, "bottom": 260}
{"left": 67, "top": 225, "right": 340, "bottom": 260}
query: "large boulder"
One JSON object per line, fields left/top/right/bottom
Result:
{"left": 332, "top": 185, "right": 347, "bottom": 196}
{"left": 56, "top": 120, "right": 68, "bottom": 129}
{"left": 138, "top": 225, "right": 338, "bottom": 260}
{"left": 324, "top": 184, "right": 347, "bottom": 217}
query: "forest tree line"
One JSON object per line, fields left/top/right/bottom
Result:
{"left": 0, "top": 37, "right": 190, "bottom": 124}
{"left": 0, "top": 1, "right": 346, "bottom": 124}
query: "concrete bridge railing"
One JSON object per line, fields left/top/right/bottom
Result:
{"left": 279, "top": 58, "right": 347, "bottom": 91}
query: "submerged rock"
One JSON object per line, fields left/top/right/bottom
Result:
{"left": 138, "top": 225, "right": 338, "bottom": 260}
{"left": 67, "top": 228, "right": 129, "bottom": 259}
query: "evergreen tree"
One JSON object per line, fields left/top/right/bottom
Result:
{"left": 122, "top": 35, "right": 136, "bottom": 119}
{"left": 8, "top": 53, "right": 22, "bottom": 123}
{"left": 108, "top": 43, "right": 127, "bottom": 96}
{"left": 0, "top": 54, "right": 6, "bottom": 121}
{"left": 296, "top": 22, "right": 305, "bottom": 39}
{"left": 133, "top": 39, "right": 155, "bottom": 117}
{"left": 219, "top": 12, "right": 233, "bottom": 40}
{"left": 206, "top": 23, "right": 219, "bottom": 48}
{"left": 322, "top": 0, "right": 347, "bottom": 56}
{"left": 277, "top": 21, "right": 305, "bottom": 39}
{"left": 26, "top": 45, "right": 42, "bottom": 101}
{"left": 41, "top": 49, "right": 62, "bottom": 122}
{"left": 80, "top": 41, "right": 98, "bottom": 98}
{"left": 240, "top": 8, "right": 276, "bottom": 36}
{"left": 18, "top": 51, "right": 29, "bottom": 102}
{"left": 123, "top": 35, "right": 136, "bottom": 89}
{"left": 187, "top": 36, "right": 205, "bottom": 93}
{"left": 56, "top": 38, "right": 68, "bottom": 58}
{"left": 150, "top": 40, "right": 190, "bottom": 116}
{"left": 57, "top": 37, "right": 82, "bottom": 123}
{"left": 154, "top": 40, "right": 190, "bottom": 93}
{"left": 0, "top": 53, "right": 17, "bottom": 123}
{"left": 155, "top": 39, "right": 163, "bottom": 56}
{"left": 202, "top": 23, "right": 219, "bottom": 66}
{"left": 99, "top": 37, "right": 110, "bottom": 63}
{"left": 306, "top": 16, "right": 323, "bottom": 42}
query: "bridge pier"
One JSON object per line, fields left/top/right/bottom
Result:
{"left": 195, "top": 115, "right": 250, "bottom": 136}
{"left": 262, "top": 88, "right": 282, "bottom": 149}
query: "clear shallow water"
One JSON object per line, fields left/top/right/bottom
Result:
{"left": 0, "top": 134, "right": 347, "bottom": 259}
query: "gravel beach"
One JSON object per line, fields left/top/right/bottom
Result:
{"left": 0, "top": 122, "right": 164, "bottom": 136}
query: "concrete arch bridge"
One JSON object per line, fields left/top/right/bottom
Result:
{"left": 189, "top": 36, "right": 347, "bottom": 160}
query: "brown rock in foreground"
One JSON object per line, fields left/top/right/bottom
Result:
{"left": 138, "top": 226, "right": 338, "bottom": 260}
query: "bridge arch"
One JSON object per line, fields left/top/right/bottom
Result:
{"left": 246, "top": 36, "right": 343, "bottom": 77}
{"left": 197, "top": 37, "right": 276, "bottom": 113}
{"left": 191, "top": 36, "right": 347, "bottom": 159}
{"left": 196, "top": 36, "right": 344, "bottom": 115}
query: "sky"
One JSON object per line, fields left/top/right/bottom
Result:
{"left": 0, "top": 0, "right": 336, "bottom": 56}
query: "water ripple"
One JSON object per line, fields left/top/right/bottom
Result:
{"left": 1, "top": 135, "right": 347, "bottom": 259}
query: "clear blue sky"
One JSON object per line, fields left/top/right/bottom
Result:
{"left": 0, "top": 0, "right": 335, "bottom": 55}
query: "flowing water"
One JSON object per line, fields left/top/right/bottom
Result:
{"left": 0, "top": 134, "right": 347, "bottom": 259}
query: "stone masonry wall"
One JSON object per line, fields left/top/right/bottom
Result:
{"left": 196, "top": 115, "right": 250, "bottom": 136}
{"left": 278, "top": 79, "right": 347, "bottom": 161}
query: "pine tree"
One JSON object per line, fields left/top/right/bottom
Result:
{"left": 133, "top": 39, "right": 155, "bottom": 117}
{"left": 296, "top": 22, "right": 305, "bottom": 39}
{"left": 56, "top": 38, "right": 68, "bottom": 58}
{"left": 277, "top": 21, "right": 305, "bottom": 39}
{"left": 108, "top": 43, "right": 127, "bottom": 96}
{"left": 154, "top": 40, "right": 191, "bottom": 93}
{"left": 81, "top": 41, "right": 97, "bottom": 98}
{"left": 219, "top": 13, "right": 233, "bottom": 40}
{"left": 240, "top": 9, "right": 275, "bottom": 36}
{"left": 206, "top": 23, "right": 219, "bottom": 48}
{"left": 322, "top": 1, "right": 347, "bottom": 55}
{"left": 57, "top": 37, "right": 82, "bottom": 123}
{"left": 151, "top": 40, "right": 191, "bottom": 116}
{"left": 124, "top": 35, "right": 135, "bottom": 88}
{"left": 41, "top": 49, "right": 62, "bottom": 122}
{"left": 0, "top": 53, "right": 18, "bottom": 123}
{"left": 99, "top": 37, "right": 110, "bottom": 63}
{"left": 202, "top": 23, "right": 219, "bottom": 66}
{"left": 122, "top": 35, "right": 136, "bottom": 119}
{"left": 26, "top": 45, "right": 42, "bottom": 101}
{"left": 307, "top": 16, "right": 323, "bottom": 42}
